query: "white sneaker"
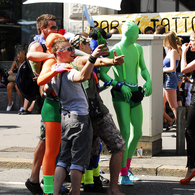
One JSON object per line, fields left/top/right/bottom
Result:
{"left": 6, "top": 102, "right": 14, "bottom": 111}
{"left": 19, "top": 107, "right": 24, "bottom": 112}
{"left": 128, "top": 169, "right": 141, "bottom": 181}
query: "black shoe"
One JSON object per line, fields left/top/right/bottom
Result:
{"left": 84, "top": 185, "right": 107, "bottom": 193}
{"left": 166, "top": 120, "right": 175, "bottom": 131}
{"left": 18, "top": 109, "right": 25, "bottom": 115}
{"left": 21, "top": 110, "right": 31, "bottom": 115}
{"left": 25, "top": 178, "right": 43, "bottom": 195}
{"left": 163, "top": 121, "right": 168, "bottom": 128}
{"left": 60, "top": 186, "right": 69, "bottom": 193}
{"left": 99, "top": 175, "right": 109, "bottom": 185}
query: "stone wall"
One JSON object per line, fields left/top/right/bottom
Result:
{"left": 64, "top": 3, "right": 115, "bottom": 34}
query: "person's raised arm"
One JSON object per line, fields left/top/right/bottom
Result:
{"left": 181, "top": 43, "right": 195, "bottom": 73}
{"left": 73, "top": 44, "right": 103, "bottom": 82}
{"left": 76, "top": 50, "right": 124, "bottom": 71}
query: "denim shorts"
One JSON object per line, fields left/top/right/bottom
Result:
{"left": 57, "top": 113, "right": 93, "bottom": 173}
{"left": 163, "top": 72, "right": 178, "bottom": 90}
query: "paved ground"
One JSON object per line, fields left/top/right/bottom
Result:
{"left": 0, "top": 111, "right": 188, "bottom": 178}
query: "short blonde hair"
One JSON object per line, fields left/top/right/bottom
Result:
{"left": 36, "top": 14, "right": 56, "bottom": 34}
{"left": 51, "top": 38, "right": 69, "bottom": 57}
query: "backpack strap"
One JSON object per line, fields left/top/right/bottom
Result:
{"left": 41, "top": 43, "right": 47, "bottom": 53}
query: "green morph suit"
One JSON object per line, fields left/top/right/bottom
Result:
{"left": 100, "top": 21, "right": 152, "bottom": 171}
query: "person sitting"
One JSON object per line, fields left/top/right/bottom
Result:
{"left": 6, "top": 50, "right": 25, "bottom": 111}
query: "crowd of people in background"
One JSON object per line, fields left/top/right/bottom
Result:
{"left": 1, "top": 14, "right": 195, "bottom": 194}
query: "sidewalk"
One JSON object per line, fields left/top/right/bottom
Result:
{"left": 0, "top": 111, "right": 187, "bottom": 178}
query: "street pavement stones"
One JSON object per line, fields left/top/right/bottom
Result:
{"left": 0, "top": 111, "right": 188, "bottom": 178}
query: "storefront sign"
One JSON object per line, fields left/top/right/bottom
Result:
{"left": 92, "top": 11, "right": 195, "bottom": 35}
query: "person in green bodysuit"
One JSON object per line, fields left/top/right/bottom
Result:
{"left": 100, "top": 21, "right": 152, "bottom": 185}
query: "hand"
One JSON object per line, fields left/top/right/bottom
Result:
{"left": 121, "top": 84, "right": 132, "bottom": 100}
{"left": 92, "top": 44, "right": 109, "bottom": 58}
{"left": 33, "top": 73, "right": 39, "bottom": 81}
{"left": 8, "top": 70, "right": 13, "bottom": 75}
{"left": 113, "top": 50, "right": 125, "bottom": 65}
{"left": 55, "top": 63, "right": 67, "bottom": 73}
{"left": 143, "top": 80, "right": 152, "bottom": 96}
{"left": 182, "top": 43, "right": 190, "bottom": 53}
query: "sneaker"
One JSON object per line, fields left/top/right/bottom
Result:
{"left": 99, "top": 175, "right": 109, "bottom": 185}
{"left": 25, "top": 178, "right": 43, "bottom": 195}
{"left": 6, "top": 102, "right": 13, "bottom": 111}
{"left": 18, "top": 109, "right": 25, "bottom": 115}
{"left": 60, "top": 186, "right": 69, "bottom": 193}
{"left": 166, "top": 120, "right": 175, "bottom": 131}
{"left": 128, "top": 169, "right": 140, "bottom": 181}
{"left": 120, "top": 175, "right": 134, "bottom": 185}
{"left": 19, "top": 107, "right": 23, "bottom": 112}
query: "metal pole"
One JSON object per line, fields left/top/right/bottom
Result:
{"left": 175, "top": 0, "right": 179, "bottom": 11}
{"left": 176, "top": 106, "right": 186, "bottom": 155}
{"left": 82, "top": 5, "right": 84, "bottom": 32}
{"left": 153, "top": 0, "right": 157, "bottom": 12}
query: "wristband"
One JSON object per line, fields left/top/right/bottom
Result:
{"left": 88, "top": 55, "right": 97, "bottom": 64}
{"left": 115, "top": 82, "right": 124, "bottom": 91}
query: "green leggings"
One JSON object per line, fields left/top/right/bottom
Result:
{"left": 113, "top": 92, "right": 143, "bottom": 168}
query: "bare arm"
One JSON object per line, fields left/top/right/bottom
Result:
{"left": 37, "top": 59, "right": 57, "bottom": 86}
{"left": 181, "top": 43, "right": 195, "bottom": 73}
{"left": 8, "top": 61, "right": 16, "bottom": 75}
{"left": 73, "top": 45, "right": 104, "bottom": 82}
{"left": 76, "top": 50, "right": 124, "bottom": 70}
{"left": 27, "top": 42, "right": 55, "bottom": 62}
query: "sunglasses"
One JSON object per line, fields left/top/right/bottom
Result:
{"left": 59, "top": 46, "right": 75, "bottom": 52}
{"left": 44, "top": 25, "right": 58, "bottom": 30}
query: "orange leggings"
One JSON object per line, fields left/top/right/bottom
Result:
{"left": 42, "top": 122, "right": 61, "bottom": 175}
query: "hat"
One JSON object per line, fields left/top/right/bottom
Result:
{"left": 89, "top": 27, "right": 112, "bottom": 40}
{"left": 46, "top": 33, "right": 65, "bottom": 53}
{"left": 58, "top": 28, "right": 75, "bottom": 41}
{"left": 70, "top": 34, "right": 91, "bottom": 48}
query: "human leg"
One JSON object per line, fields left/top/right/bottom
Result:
{"left": 28, "top": 100, "right": 36, "bottom": 111}
{"left": 30, "top": 140, "right": 45, "bottom": 183}
{"left": 53, "top": 166, "right": 66, "bottom": 195}
{"left": 113, "top": 101, "right": 131, "bottom": 169}
{"left": 127, "top": 104, "right": 143, "bottom": 158}
{"left": 69, "top": 169, "right": 82, "bottom": 195}
{"left": 109, "top": 151, "right": 125, "bottom": 195}
{"left": 25, "top": 139, "right": 45, "bottom": 195}
{"left": 92, "top": 113, "right": 126, "bottom": 191}
{"left": 165, "top": 89, "right": 178, "bottom": 120}
{"left": 7, "top": 82, "right": 14, "bottom": 105}
{"left": 163, "top": 89, "right": 175, "bottom": 129}
{"left": 23, "top": 99, "right": 29, "bottom": 111}
{"left": 15, "top": 84, "right": 24, "bottom": 107}
{"left": 180, "top": 101, "right": 195, "bottom": 184}
{"left": 25, "top": 120, "right": 46, "bottom": 195}
{"left": 42, "top": 122, "right": 61, "bottom": 194}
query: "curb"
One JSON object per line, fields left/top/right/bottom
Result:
{"left": 0, "top": 157, "right": 187, "bottom": 178}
